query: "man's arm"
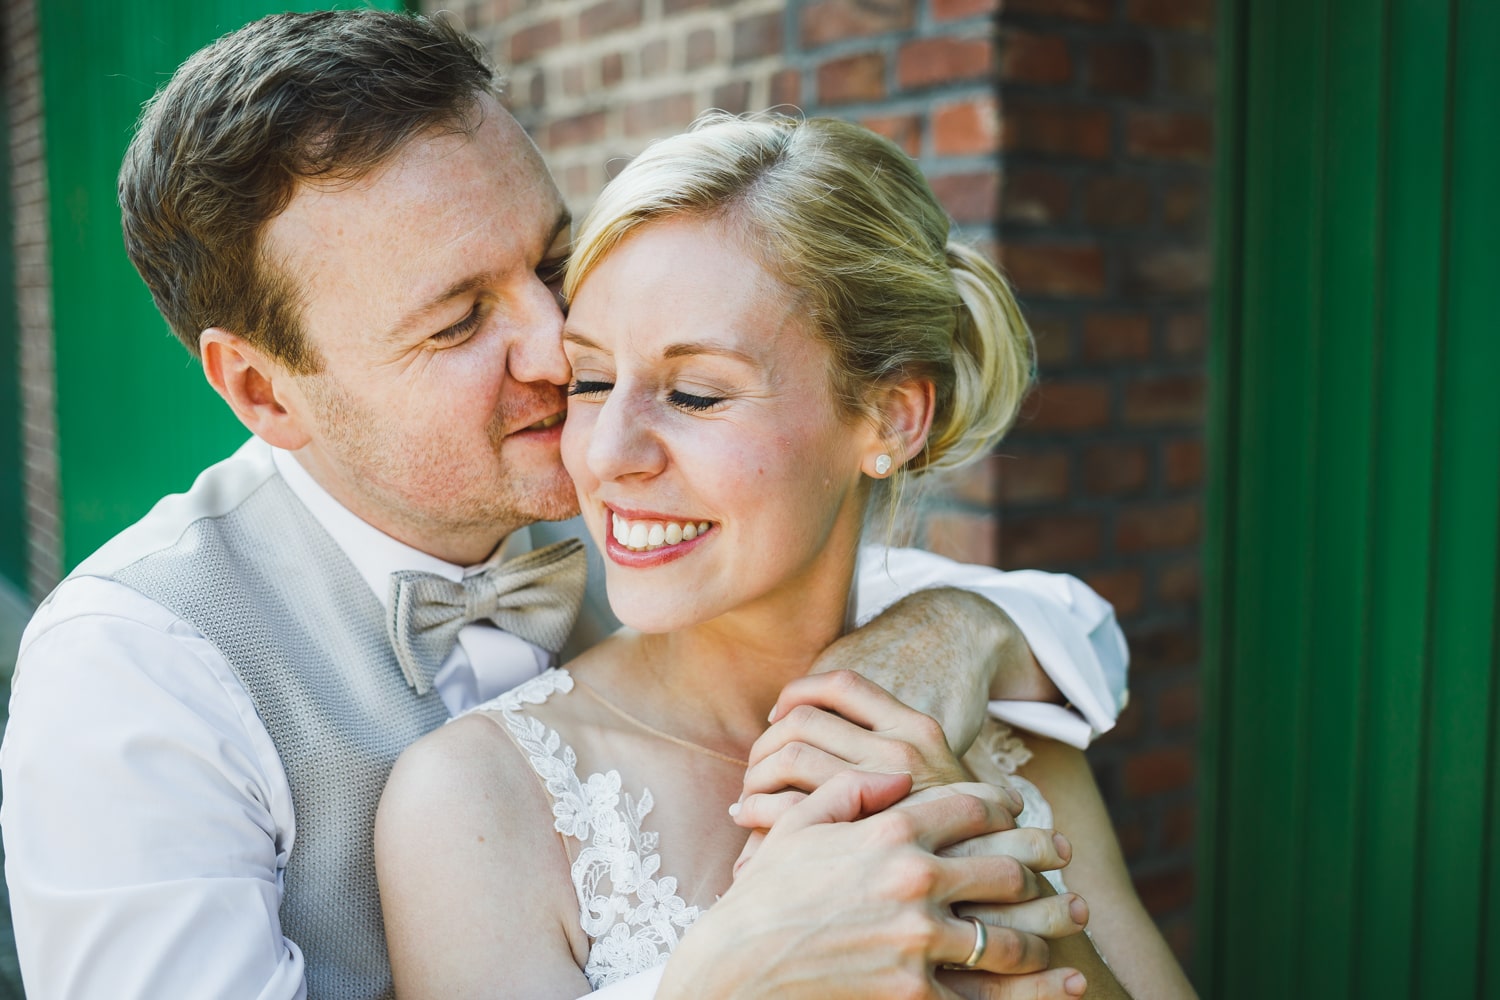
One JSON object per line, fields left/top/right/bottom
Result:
{"left": 850, "top": 546, "right": 1128, "bottom": 753}
{"left": 1, "top": 581, "right": 303, "bottom": 999}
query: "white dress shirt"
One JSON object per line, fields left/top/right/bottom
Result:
{"left": 1, "top": 440, "right": 1126, "bottom": 999}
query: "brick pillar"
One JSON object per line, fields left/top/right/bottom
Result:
{"left": 5, "top": 0, "right": 62, "bottom": 599}
{"left": 995, "top": 0, "right": 1214, "bottom": 962}
{"left": 439, "top": 0, "right": 797, "bottom": 217}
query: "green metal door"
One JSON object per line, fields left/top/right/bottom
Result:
{"left": 0, "top": 67, "right": 24, "bottom": 595}
{"left": 38, "top": 0, "right": 407, "bottom": 568}
{"left": 1201, "top": 0, "right": 1500, "bottom": 996}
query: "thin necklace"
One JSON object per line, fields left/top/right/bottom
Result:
{"left": 572, "top": 675, "right": 751, "bottom": 768}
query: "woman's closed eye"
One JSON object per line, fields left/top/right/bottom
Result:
{"left": 668, "top": 389, "right": 726, "bottom": 412}
{"left": 568, "top": 379, "right": 613, "bottom": 398}
{"left": 568, "top": 379, "right": 727, "bottom": 413}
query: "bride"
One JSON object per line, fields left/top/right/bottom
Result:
{"left": 375, "top": 113, "right": 1194, "bottom": 1000}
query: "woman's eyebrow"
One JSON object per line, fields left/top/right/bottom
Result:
{"left": 562, "top": 329, "right": 605, "bottom": 351}
{"left": 661, "top": 341, "right": 758, "bottom": 366}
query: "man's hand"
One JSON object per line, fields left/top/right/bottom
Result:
{"left": 658, "top": 771, "right": 1086, "bottom": 1000}
{"left": 817, "top": 587, "right": 1060, "bottom": 755}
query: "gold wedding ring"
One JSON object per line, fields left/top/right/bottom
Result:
{"left": 954, "top": 914, "right": 987, "bottom": 970}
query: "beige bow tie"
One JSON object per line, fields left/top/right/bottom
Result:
{"left": 386, "top": 538, "right": 587, "bottom": 695}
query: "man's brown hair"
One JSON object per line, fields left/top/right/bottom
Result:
{"left": 119, "top": 9, "right": 496, "bottom": 372}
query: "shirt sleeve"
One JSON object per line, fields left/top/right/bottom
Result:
{"left": 0, "top": 579, "right": 306, "bottom": 999}
{"left": 853, "top": 546, "right": 1129, "bottom": 749}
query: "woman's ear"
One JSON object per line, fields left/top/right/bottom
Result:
{"left": 861, "top": 378, "right": 935, "bottom": 478}
{"left": 200, "top": 329, "right": 313, "bottom": 450}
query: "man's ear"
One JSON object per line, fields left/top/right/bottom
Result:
{"left": 200, "top": 328, "right": 312, "bottom": 450}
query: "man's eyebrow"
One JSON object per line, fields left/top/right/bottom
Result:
{"left": 384, "top": 272, "right": 493, "bottom": 342}
{"left": 385, "top": 208, "right": 573, "bottom": 342}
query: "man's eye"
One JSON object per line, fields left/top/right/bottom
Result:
{"left": 537, "top": 257, "right": 568, "bottom": 289}
{"left": 568, "top": 380, "right": 613, "bottom": 397}
{"left": 435, "top": 306, "right": 483, "bottom": 342}
{"left": 668, "top": 390, "right": 726, "bottom": 412}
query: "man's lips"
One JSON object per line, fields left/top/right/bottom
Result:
{"left": 509, "top": 412, "right": 564, "bottom": 435}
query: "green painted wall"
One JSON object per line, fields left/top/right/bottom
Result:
{"left": 0, "top": 60, "right": 24, "bottom": 595}
{"left": 1200, "top": 0, "right": 1500, "bottom": 996}
{"left": 37, "top": 0, "right": 404, "bottom": 569}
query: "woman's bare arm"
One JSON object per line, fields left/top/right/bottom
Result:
{"left": 1017, "top": 738, "right": 1198, "bottom": 1000}
{"left": 376, "top": 715, "right": 591, "bottom": 999}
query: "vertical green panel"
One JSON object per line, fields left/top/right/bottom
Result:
{"left": 1415, "top": 0, "right": 1500, "bottom": 991}
{"left": 1351, "top": 1, "right": 1451, "bottom": 994}
{"left": 1295, "top": 0, "right": 1383, "bottom": 993}
{"left": 38, "top": 0, "right": 404, "bottom": 568}
{"left": 1216, "top": 0, "right": 1321, "bottom": 990}
{"left": 0, "top": 62, "right": 24, "bottom": 593}
{"left": 1195, "top": 0, "right": 1245, "bottom": 989}
{"left": 1207, "top": 0, "right": 1500, "bottom": 993}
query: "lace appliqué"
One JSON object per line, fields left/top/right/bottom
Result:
{"left": 964, "top": 718, "right": 1063, "bottom": 892}
{"left": 482, "top": 668, "right": 703, "bottom": 989}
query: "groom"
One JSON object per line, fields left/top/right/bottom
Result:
{"left": 0, "top": 10, "right": 1125, "bottom": 1000}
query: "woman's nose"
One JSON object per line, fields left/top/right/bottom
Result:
{"left": 587, "top": 390, "right": 667, "bottom": 482}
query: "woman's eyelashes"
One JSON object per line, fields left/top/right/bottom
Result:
{"left": 565, "top": 378, "right": 728, "bottom": 412}
{"left": 667, "top": 390, "right": 725, "bottom": 412}
{"left": 568, "top": 379, "right": 613, "bottom": 398}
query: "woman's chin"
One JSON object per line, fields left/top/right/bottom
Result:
{"left": 604, "top": 583, "right": 715, "bottom": 635}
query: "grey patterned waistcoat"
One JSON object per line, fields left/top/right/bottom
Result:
{"left": 109, "top": 473, "right": 448, "bottom": 999}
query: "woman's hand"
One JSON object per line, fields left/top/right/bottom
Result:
{"left": 741, "top": 669, "right": 975, "bottom": 804}
{"left": 661, "top": 770, "right": 1081, "bottom": 1000}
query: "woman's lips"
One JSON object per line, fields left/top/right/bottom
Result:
{"left": 603, "top": 507, "right": 715, "bottom": 566}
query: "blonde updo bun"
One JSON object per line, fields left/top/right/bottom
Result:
{"left": 566, "top": 112, "right": 1035, "bottom": 477}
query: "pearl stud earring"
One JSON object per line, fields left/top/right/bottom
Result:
{"left": 873, "top": 454, "right": 893, "bottom": 476}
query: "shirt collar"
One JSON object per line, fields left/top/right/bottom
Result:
{"left": 271, "top": 447, "right": 532, "bottom": 611}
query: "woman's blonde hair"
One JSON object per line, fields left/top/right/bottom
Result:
{"left": 565, "top": 112, "right": 1034, "bottom": 476}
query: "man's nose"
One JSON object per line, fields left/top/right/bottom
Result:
{"left": 506, "top": 274, "right": 570, "bottom": 387}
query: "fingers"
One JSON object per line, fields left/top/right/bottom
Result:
{"left": 747, "top": 703, "right": 896, "bottom": 773}
{"left": 741, "top": 739, "right": 857, "bottom": 799}
{"left": 958, "top": 893, "right": 1090, "bottom": 940}
{"left": 942, "top": 914, "right": 1050, "bottom": 975}
{"left": 769, "top": 669, "right": 922, "bottom": 730}
{"left": 938, "top": 967, "right": 1089, "bottom": 1000}
{"left": 940, "top": 850, "right": 1047, "bottom": 909}
{"left": 939, "top": 825, "right": 1071, "bottom": 872}
{"left": 876, "top": 784, "right": 1018, "bottom": 855}
{"left": 732, "top": 788, "right": 807, "bottom": 830}
{"left": 758, "top": 769, "right": 913, "bottom": 840}
{"left": 729, "top": 829, "right": 765, "bottom": 880}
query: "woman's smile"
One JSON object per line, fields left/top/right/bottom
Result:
{"left": 603, "top": 503, "right": 717, "bottom": 567}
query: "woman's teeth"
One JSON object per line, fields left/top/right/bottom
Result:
{"left": 612, "top": 513, "right": 712, "bottom": 552}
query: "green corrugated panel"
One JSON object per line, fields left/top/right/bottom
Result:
{"left": 1415, "top": 0, "right": 1500, "bottom": 990}
{"left": 0, "top": 68, "right": 25, "bottom": 593}
{"left": 37, "top": 0, "right": 404, "bottom": 568}
{"left": 1204, "top": 0, "right": 1500, "bottom": 995}
{"left": 1295, "top": 0, "right": 1382, "bottom": 991}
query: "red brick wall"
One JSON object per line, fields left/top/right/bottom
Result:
{"left": 433, "top": 0, "right": 1210, "bottom": 965}
{"left": 4, "top": 0, "right": 63, "bottom": 601}
{"left": 992, "top": 0, "right": 1213, "bottom": 961}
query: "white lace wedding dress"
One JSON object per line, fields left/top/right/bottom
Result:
{"left": 470, "top": 667, "right": 1058, "bottom": 990}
